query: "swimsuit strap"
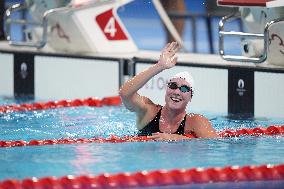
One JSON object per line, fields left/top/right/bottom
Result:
{"left": 174, "top": 114, "right": 187, "bottom": 134}
{"left": 137, "top": 107, "right": 162, "bottom": 136}
{"left": 156, "top": 107, "right": 163, "bottom": 120}
{"left": 138, "top": 107, "right": 189, "bottom": 136}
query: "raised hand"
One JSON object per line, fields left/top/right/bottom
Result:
{"left": 157, "top": 42, "right": 181, "bottom": 69}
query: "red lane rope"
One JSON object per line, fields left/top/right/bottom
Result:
{"left": 219, "top": 125, "right": 284, "bottom": 137}
{"left": 0, "top": 96, "right": 122, "bottom": 113}
{"left": 0, "top": 95, "right": 283, "bottom": 149}
{"left": 0, "top": 125, "right": 283, "bottom": 148}
{"left": 0, "top": 164, "right": 283, "bottom": 188}
{"left": 1, "top": 97, "right": 284, "bottom": 188}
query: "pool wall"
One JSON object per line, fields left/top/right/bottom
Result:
{"left": 0, "top": 48, "right": 284, "bottom": 118}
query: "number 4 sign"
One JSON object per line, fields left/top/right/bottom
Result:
{"left": 96, "top": 9, "right": 128, "bottom": 40}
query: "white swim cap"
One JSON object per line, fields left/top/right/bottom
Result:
{"left": 170, "top": 71, "right": 195, "bottom": 92}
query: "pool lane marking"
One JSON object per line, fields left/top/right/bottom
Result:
{"left": 0, "top": 125, "right": 283, "bottom": 148}
{"left": 0, "top": 163, "right": 283, "bottom": 188}
{"left": 0, "top": 96, "right": 122, "bottom": 113}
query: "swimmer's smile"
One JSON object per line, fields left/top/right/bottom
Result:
{"left": 170, "top": 96, "right": 182, "bottom": 102}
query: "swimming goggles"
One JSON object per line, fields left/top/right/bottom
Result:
{"left": 167, "top": 82, "right": 192, "bottom": 93}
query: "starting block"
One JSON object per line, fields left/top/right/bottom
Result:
{"left": 218, "top": 0, "right": 284, "bottom": 66}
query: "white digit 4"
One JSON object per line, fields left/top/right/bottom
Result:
{"left": 104, "top": 17, "right": 117, "bottom": 37}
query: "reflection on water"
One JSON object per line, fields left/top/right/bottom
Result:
{"left": 0, "top": 103, "right": 284, "bottom": 181}
{"left": 0, "top": 136, "right": 283, "bottom": 180}
{"left": 1, "top": 106, "right": 284, "bottom": 141}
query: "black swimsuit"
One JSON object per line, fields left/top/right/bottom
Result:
{"left": 138, "top": 107, "right": 186, "bottom": 136}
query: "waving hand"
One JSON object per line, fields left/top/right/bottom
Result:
{"left": 157, "top": 42, "right": 181, "bottom": 69}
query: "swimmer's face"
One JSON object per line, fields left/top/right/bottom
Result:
{"left": 165, "top": 78, "right": 192, "bottom": 110}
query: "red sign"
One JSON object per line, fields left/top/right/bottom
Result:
{"left": 96, "top": 9, "right": 128, "bottom": 40}
{"left": 218, "top": 0, "right": 268, "bottom": 7}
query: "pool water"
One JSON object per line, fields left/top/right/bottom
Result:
{"left": 1, "top": 136, "right": 284, "bottom": 180}
{"left": 1, "top": 105, "right": 284, "bottom": 141}
{"left": 0, "top": 100, "right": 284, "bottom": 183}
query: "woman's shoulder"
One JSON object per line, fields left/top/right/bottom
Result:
{"left": 185, "top": 113, "right": 210, "bottom": 126}
{"left": 186, "top": 113, "right": 206, "bottom": 119}
{"left": 145, "top": 103, "right": 162, "bottom": 112}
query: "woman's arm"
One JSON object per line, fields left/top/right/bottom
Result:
{"left": 147, "top": 132, "right": 189, "bottom": 141}
{"left": 119, "top": 42, "right": 180, "bottom": 113}
{"left": 186, "top": 115, "right": 219, "bottom": 138}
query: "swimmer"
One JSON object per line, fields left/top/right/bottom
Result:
{"left": 119, "top": 42, "right": 218, "bottom": 140}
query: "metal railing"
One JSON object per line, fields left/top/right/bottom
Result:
{"left": 168, "top": 10, "right": 241, "bottom": 54}
{"left": 5, "top": 2, "right": 73, "bottom": 48}
{"left": 219, "top": 12, "right": 284, "bottom": 63}
{"left": 218, "top": 12, "right": 266, "bottom": 63}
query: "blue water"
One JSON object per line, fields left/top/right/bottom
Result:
{"left": 1, "top": 1, "right": 283, "bottom": 185}
{"left": 1, "top": 137, "right": 283, "bottom": 180}
{"left": 1, "top": 105, "right": 284, "bottom": 141}
{"left": 0, "top": 104, "right": 284, "bottom": 181}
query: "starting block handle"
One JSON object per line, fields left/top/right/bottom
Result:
{"left": 218, "top": 12, "right": 268, "bottom": 63}
{"left": 5, "top": 2, "right": 77, "bottom": 49}
{"left": 5, "top": 2, "right": 48, "bottom": 48}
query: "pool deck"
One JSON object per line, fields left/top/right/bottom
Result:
{"left": 0, "top": 41, "right": 284, "bottom": 72}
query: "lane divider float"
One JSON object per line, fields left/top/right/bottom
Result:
{"left": 0, "top": 125, "right": 283, "bottom": 148}
{"left": 0, "top": 164, "right": 283, "bottom": 189}
{"left": 1, "top": 96, "right": 283, "bottom": 188}
{"left": 0, "top": 96, "right": 122, "bottom": 113}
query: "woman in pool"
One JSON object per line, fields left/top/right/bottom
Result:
{"left": 119, "top": 42, "right": 218, "bottom": 140}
